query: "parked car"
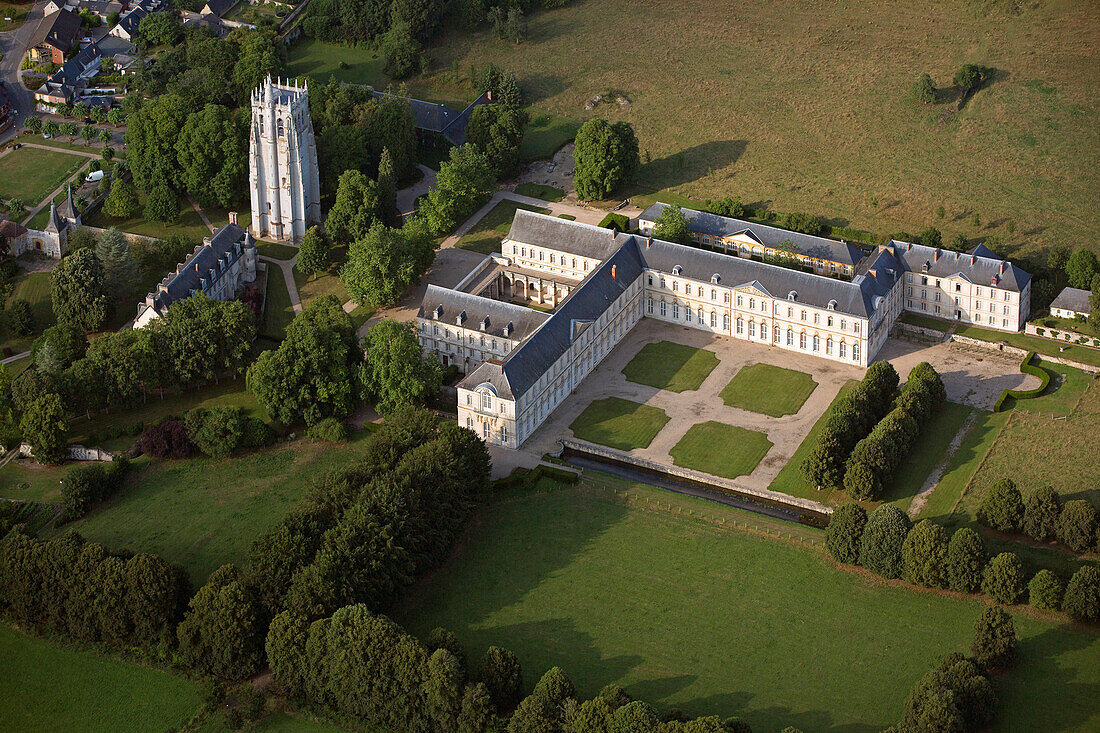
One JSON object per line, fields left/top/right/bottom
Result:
{"left": 42, "top": 132, "right": 52, "bottom": 139}
{"left": 86, "top": 170, "right": 105, "bottom": 182}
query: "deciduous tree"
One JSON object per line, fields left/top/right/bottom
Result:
{"left": 51, "top": 248, "right": 111, "bottom": 331}
{"left": 573, "top": 118, "right": 640, "bottom": 200}
{"left": 360, "top": 318, "right": 442, "bottom": 414}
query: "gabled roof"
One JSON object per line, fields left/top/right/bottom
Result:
{"left": 417, "top": 284, "right": 549, "bottom": 341}
{"left": 0, "top": 218, "right": 28, "bottom": 239}
{"left": 200, "top": 0, "right": 234, "bottom": 16}
{"left": 30, "top": 9, "right": 81, "bottom": 52}
{"left": 639, "top": 202, "right": 866, "bottom": 268}
{"left": 369, "top": 91, "right": 491, "bottom": 146}
{"left": 1049, "top": 287, "right": 1091, "bottom": 315}
{"left": 969, "top": 243, "right": 1003, "bottom": 260}
{"left": 508, "top": 208, "right": 625, "bottom": 262}
{"left": 147, "top": 224, "right": 253, "bottom": 315}
{"left": 115, "top": 5, "right": 147, "bottom": 36}
{"left": 885, "top": 240, "right": 1031, "bottom": 292}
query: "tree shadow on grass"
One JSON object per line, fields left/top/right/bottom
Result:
{"left": 623, "top": 140, "right": 749, "bottom": 197}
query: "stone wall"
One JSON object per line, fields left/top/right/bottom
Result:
{"left": 949, "top": 334, "right": 1099, "bottom": 374}
{"left": 1024, "top": 322, "right": 1100, "bottom": 350}
{"left": 17, "top": 442, "right": 115, "bottom": 461}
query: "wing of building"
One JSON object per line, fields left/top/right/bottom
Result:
{"left": 418, "top": 210, "right": 1030, "bottom": 450}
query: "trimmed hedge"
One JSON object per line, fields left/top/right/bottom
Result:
{"left": 597, "top": 212, "right": 631, "bottom": 231}
{"left": 992, "top": 352, "right": 1050, "bottom": 412}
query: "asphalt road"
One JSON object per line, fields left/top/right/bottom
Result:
{"left": 0, "top": 1, "right": 43, "bottom": 145}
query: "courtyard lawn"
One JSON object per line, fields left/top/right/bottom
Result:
{"left": 262, "top": 266, "right": 295, "bottom": 341}
{"left": 62, "top": 432, "right": 375, "bottom": 585}
{"left": 719, "top": 362, "right": 818, "bottom": 417}
{"left": 0, "top": 624, "right": 203, "bottom": 733}
{"left": 514, "top": 182, "right": 566, "bottom": 202}
{"left": 900, "top": 312, "right": 952, "bottom": 332}
{"left": 396, "top": 482, "right": 1100, "bottom": 732}
{"left": 422, "top": 0, "right": 1099, "bottom": 260}
{"left": 0, "top": 147, "right": 85, "bottom": 207}
{"left": 457, "top": 200, "right": 551, "bottom": 254}
{"left": 1, "top": 270, "right": 55, "bottom": 354}
{"left": 882, "top": 401, "right": 974, "bottom": 511}
{"left": 519, "top": 112, "right": 581, "bottom": 162}
{"left": 767, "top": 381, "right": 855, "bottom": 508}
{"left": 1001, "top": 357, "right": 1094, "bottom": 416}
{"left": 85, "top": 193, "right": 211, "bottom": 242}
{"left": 569, "top": 397, "right": 669, "bottom": 451}
{"left": 668, "top": 421, "right": 771, "bottom": 479}
{"left": 258, "top": 241, "right": 299, "bottom": 260}
{"left": 621, "top": 340, "right": 719, "bottom": 393}
{"left": 955, "top": 323, "right": 1100, "bottom": 368}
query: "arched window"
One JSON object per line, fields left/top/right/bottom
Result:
{"left": 277, "top": 118, "right": 284, "bottom": 137}
{"left": 672, "top": 303, "right": 680, "bottom": 319}
{"left": 813, "top": 335, "right": 820, "bottom": 352}
{"left": 774, "top": 325, "right": 780, "bottom": 342}
{"left": 826, "top": 338, "right": 833, "bottom": 355}
{"left": 736, "top": 317, "right": 744, "bottom": 335}
{"left": 786, "top": 328, "right": 793, "bottom": 346}
{"left": 839, "top": 341, "right": 847, "bottom": 359}
{"left": 723, "top": 313, "right": 730, "bottom": 330}
{"left": 799, "top": 332, "right": 807, "bottom": 349}
{"left": 710, "top": 312, "right": 717, "bottom": 327}
{"left": 748, "top": 321, "right": 756, "bottom": 338}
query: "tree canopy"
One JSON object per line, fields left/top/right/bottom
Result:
{"left": 360, "top": 319, "right": 443, "bottom": 414}
{"left": 573, "top": 118, "right": 640, "bottom": 200}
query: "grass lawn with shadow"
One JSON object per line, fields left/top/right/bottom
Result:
{"left": 882, "top": 401, "right": 974, "bottom": 512}
{"left": 395, "top": 480, "right": 1100, "bottom": 732}
{"left": 0, "top": 146, "right": 86, "bottom": 206}
{"left": 720, "top": 362, "right": 818, "bottom": 417}
{"left": 569, "top": 396, "right": 669, "bottom": 451}
{"left": 669, "top": 421, "right": 771, "bottom": 479}
{"left": 262, "top": 267, "right": 294, "bottom": 341}
{"left": 622, "top": 340, "right": 719, "bottom": 393}
{"left": 258, "top": 242, "right": 299, "bottom": 261}
{"left": 1, "top": 270, "right": 55, "bottom": 355}
{"left": 515, "top": 182, "right": 566, "bottom": 202}
{"left": 456, "top": 200, "right": 550, "bottom": 255}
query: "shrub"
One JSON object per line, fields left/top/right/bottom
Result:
{"left": 1022, "top": 485, "right": 1061, "bottom": 542}
{"left": 912, "top": 73, "right": 936, "bottom": 104}
{"left": 1062, "top": 566, "right": 1100, "bottom": 623}
{"left": 859, "top": 505, "right": 912, "bottom": 578}
{"left": 900, "top": 652, "right": 996, "bottom": 732}
{"left": 184, "top": 407, "right": 248, "bottom": 458}
{"left": 243, "top": 418, "right": 274, "bottom": 449}
{"left": 975, "top": 478, "right": 1023, "bottom": 532}
{"left": 1028, "top": 569, "right": 1064, "bottom": 611}
{"left": 1056, "top": 500, "right": 1098, "bottom": 554}
{"left": 597, "top": 212, "right": 630, "bottom": 232}
{"left": 825, "top": 503, "right": 866, "bottom": 565}
{"left": 136, "top": 419, "right": 193, "bottom": 459}
{"left": 61, "top": 463, "right": 111, "bottom": 520}
{"left": 901, "top": 520, "right": 949, "bottom": 588}
{"left": 971, "top": 606, "right": 1016, "bottom": 671}
{"left": 946, "top": 528, "right": 986, "bottom": 593}
{"left": 981, "top": 552, "right": 1025, "bottom": 605}
{"left": 8, "top": 299, "right": 35, "bottom": 336}
{"left": 307, "top": 417, "right": 347, "bottom": 443}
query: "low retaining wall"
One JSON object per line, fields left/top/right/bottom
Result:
{"left": 894, "top": 322, "right": 945, "bottom": 341}
{"left": 1024, "top": 322, "right": 1100, "bottom": 349}
{"left": 949, "top": 334, "right": 1099, "bottom": 374}
{"left": 560, "top": 438, "right": 833, "bottom": 526}
{"left": 17, "top": 443, "right": 115, "bottom": 462}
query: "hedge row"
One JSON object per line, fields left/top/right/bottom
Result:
{"left": 977, "top": 478, "right": 1099, "bottom": 554}
{"left": 992, "top": 352, "right": 1050, "bottom": 412}
{"left": 800, "top": 360, "right": 900, "bottom": 489}
{"left": 0, "top": 529, "right": 188, "bottom": 648}
{"left": 60, "top": 458, "right": 130, "bottom": 520}
{"left": 135, "top": 407, "right": 274, "bottom": 460}
{"left": 827, "top": 504, "right": 1100, "bottom": 622}
{"left": 842, "top": 362, "right": 946, "bottom": 500}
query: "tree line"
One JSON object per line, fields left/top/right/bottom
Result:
{"left": 976, "top": 478, "right": 1099, "bottom": 556}
{"left": 826, "top": 504, "right": 1100, "bottom": 623}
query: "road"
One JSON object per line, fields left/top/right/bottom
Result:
{"left": 0, "top": 0, "right": 42, "bottom": 145}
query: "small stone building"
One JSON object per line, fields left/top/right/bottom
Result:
{"left": 1049, "top": 287, "right": 1092, "bottom": 320}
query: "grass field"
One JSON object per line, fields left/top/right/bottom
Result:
{"left": 621, "top": 340, "right": 719, "bottom": 392}
{"left": 0, "top": 0, "right": 30, "bottom": 30}
{"left": 519, "top": 112, "right": 581, "bottom": 162}
{"left": 569, "top": 396, "right": 669, "bottom": 451}
{"left": 258, "top": 242, "right": 299, "bottom": 261}
{"left": 1034, "top": 315, "right": 1100, "bottom": 340}
{"left": 1, "top": 270, "right": 54, "bottom": 354}
{"left": 882, "top": 401, "right": 974, "bottom": 511}
{"left": 668, "top": 421, "right": 771, "bottom": 479}
{"left": 456, "top": 200, "right": 550, "bottom": 254}
{"left": 719, "top": 363, "right": 818, "bottom": 417}
{"left": 262, "top": 267, "right": 295, "bottom": 341}
{"left": 955, "top": 324, "right": 1100, "bottom": 368}
{"left": 63, "top": 432, "right": 375, "bottom": 584}
{"left": 900, "top": 312, "right": 952, "bottom": 332}
{"left": 396, "top": 482, "right": 1100, "bottom": 732}
{"left": 0, "top": 147, "right": 85, "bottom": 207}
{"left": 293, "top": 244, "right": 353, "bottom": 309}
{"left": 86, "top": 193, "right": 211, "bottom": 241}
{"left": 514, "top": 182, "right": 566, "bottom": 202}
{"left": 411, "top": 0, "right": 1100, "bottom": 259}
{"left": 1001, "top": 357, "right": 1094, "bottom": 416}
{"left": 0, "top": 624, "right": 203, "bottom": 732}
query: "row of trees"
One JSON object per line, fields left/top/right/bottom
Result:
{"left": 843, "top": 363, "right": 946, "bottom": 500}
{"left": 0, "top": 529, "right": 187, "bottom": 648}
{"left": 976, "top": 478, "right": 1099, "bottom": 554}
{"left": 60, "top": 459, "right": 130, "bottom": 520}
{"left": 826, "top": 504, "right": 1100, "bottom": 622}
{"left": 267, "top": 603, "right": 749, "bottom": 732}
{"left": 801, "top": 360, "right": 900, "bottom": 490}
{"left": 23, "top": 115, "right": 114, "bottom": 146}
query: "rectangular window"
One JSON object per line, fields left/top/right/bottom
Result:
{"left": 852, "top": 343, "right": 859, "bottom": 361}
{"left": 647, "top": 297, "right": 653, "bottom": 314}
{"left": 672, "top": 304, "right": 679, "bottom": 319}
{"left": 839, "top": 341, "right": 847, "bottom": 358}
{"left": 660, "top": 301, "right": 667, "bottom": 316}
{"left": 799, "top": 332, "right": 807, "bottom": 349}
{"left": 481, "top": 393, "right": 492, "bottom": 410}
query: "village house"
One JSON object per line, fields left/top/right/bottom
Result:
{"left": 26, "top": 9, "right": 81, "bottom": 65}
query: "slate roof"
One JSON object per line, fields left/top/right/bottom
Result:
{"left": 885, "top": 239, "right": 1031, "bottom": 292}
{"left": 114, "top": 5, "right": 146, "bottom": 37}
{"left": 968, "top": 243, "right": 1003, "bottom": 260}
{"left": 57, "top": 185, "right": 78, "bottom": 222}
{"left": 417, "top": 284, "right": 549, "bottom": 341}
{"left": 201, "top": 0, "right": 235, "bottom": 16}
{"left": 639, "top": 202, "right": 866, "bottom": 268}
{"left": 30, "top": 9, "right": 81, "bottom": 52}
{"left": 369, "top": 91, "right": 491, "bottom": 146}
{"left": 507, "top": 209, "right": 626, "bottom": 262}
{"left": 0, "top": 219, "right": 27, "bottom": 239}
{"left": 1049, "top": 287, "right": 1091, "bottom": 315}
{"left": 146, "top": 224, "right": 253, "bottom": 315}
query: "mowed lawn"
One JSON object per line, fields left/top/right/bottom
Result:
{"left": 420, "top": 0, "right": 1100, "bottom": 259}
{"left": 669, "top": 421, "right": 771, "bottom": 479}
{"left": 881, "top": 400, "right": 974, "bottom": 511}
{"left": 719, "top": 363, "right": 817, "bottom": 416}
{"left": 85, "top": 193, "right": 211, "bottom": 242}
{"left": 955, "top": 324, "right": 1100, "bottom": 369}
{"left": 62, "top": 434, "right": 374, "bottom": 585}
{"left": 0, "top": 147, "right": 85, "bottom": 206}
{"left": 396, "top": 485, "right": 1100, "bottom": 732}
{"left": 569, "top": 397, "right": 669, "bottom": 451}
{"left": 262, "top": 266, "right": 295, "bottom": 341}
{"left": 622, "top": 341, "right": 719, "bottom": 392}
{"left": 457, "top": 200, "right": 550, "bottom": 255}
{"left": 1, "top": 270, "right": 55, "bottom": 353}
{"left": 0, "top": 624, "right": 203, "bottom": 732}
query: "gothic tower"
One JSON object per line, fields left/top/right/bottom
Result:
{"left": 249, "top": 76, "right": 320, "bottom": 242}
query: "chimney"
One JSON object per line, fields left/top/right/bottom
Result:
{"left": 933, "top": 248, "right": 940, "bottom": 262}
{"left": 433, "top": 305, "right": 442, "bottom": 319}
{"left": 999, "top": 261, "right": 1006, "bottom": 275}
{"left": 647, "top": 236, "right": 652, "bottom": 248}
{"left": 504, "top": 321, "right": 513, "bottom": 337}
{"left": 202, "top": 236, "right": 212, "bottom": 248}
{"left": 486, "top": 89, "right": 492, "bottom": 101}
{"left": 611, "top": 264, "right": 617, "bottom": 279}
{"left": 480, "top": 316, "right": 489, "bottom": 332}
{"left": 228, "top": 211, "right": 238, "bottom": 225}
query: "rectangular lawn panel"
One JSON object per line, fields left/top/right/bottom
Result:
{"left": 720, "top": 362, "right": 818, "bottom": 417}
{"left": 0, "top": 624, "right": 202, "bottom": 732}
{"left": 0, "top": 147, "right": 85, "bottom": 206}
{"left": 669, "top": 421, "right": 771, "bottom": 479}
{"left": 569, "top": 396, "right": 669, "bottom": 451}
{"left": 621, "top": 340, "right": 719, "bottom": 392}
{"left": 515, "top": 182, "right": 566, "bottom": 201}
{"left": 396, "top": 485, "right": 1100, "bottom": 732}
{"left": 457, "top": 200, "right": 551, "bottom": 254}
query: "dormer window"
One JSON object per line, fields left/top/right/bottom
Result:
{"left": 788, "top": 291, "right": 797, "bottom": 301}
{"left": 827, "top": 300, "right": 837, "bottom": 310}
{"left": 672, "top": 265, "right": 682, "bottom": 275}
{"left": 711, "top": 274, "right": 721, "bottom": 284}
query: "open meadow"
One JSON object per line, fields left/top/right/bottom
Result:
{"left": 396, "top": 478, "right": 1100, "bottom": 732}
{"left": 0, "top": 147, "right": 85, "bottom": 207}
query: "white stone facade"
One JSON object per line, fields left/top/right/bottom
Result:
{"left": 248, "top": 76, "right": 320, "bottom": 242}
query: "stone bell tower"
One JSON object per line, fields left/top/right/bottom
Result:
{"left": 248, "top": 75, "right": 320, "bottom": 242}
